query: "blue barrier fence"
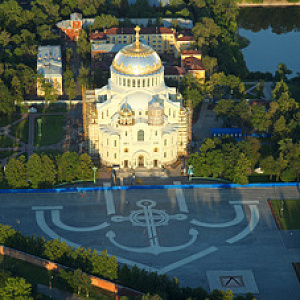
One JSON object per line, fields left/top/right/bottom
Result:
{"left": 0, "top": 182, "right": 299, "bottom": 194}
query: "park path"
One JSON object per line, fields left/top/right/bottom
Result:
{"left": 27, "top": 113, "right": 35, "bottom": 157}
{"left": 263, "top": 82, "right": 274, "bottom": 100}
{"left": 0, "top": 112, "right": 67, "bottom": 167}
{"left": 37, "top": 284, "right": 85, "bottom": 300}
{"left": 192, "top": 102, "right": 223, "bottom": 148}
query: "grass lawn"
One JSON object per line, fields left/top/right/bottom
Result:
{"left": 248, "top": 174, "right": 275, "bottom": 183}
{"left": 270, "top": 200, "right": 300, "bottom": 230}
{"left": 35, "top": 115, "right": 65, "bottom": 147}
{"left": 244, "top": 83, "right": 256, "bottom": 90}
{"left": 10, "top": 118, "right": 29, "bottom": 143}
{"left": 0, "top": 151, "right": 16, "bottom": 159}
{"left": 0, "top": 255, "right": 114, "bottom": 299}
{"left": 0, "top": 135, "right": 18, "bottom": 148}
{"left": 0, "top": 114, "right": 21, "bottom": 128}
{"left": 35, "top": 103, "right": 67, "bottom": 113}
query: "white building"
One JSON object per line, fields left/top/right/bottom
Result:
{"left": 37, "top": 45, "right": 62, "bottom": 96}
{"left": 85, "top": 26, "right": 191, "bottom": 169}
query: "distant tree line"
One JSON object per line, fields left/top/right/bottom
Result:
{"left": 1, "top": 151, "right": 94, "bottom": 189}
{"left": 238, "top": 6, "right": 300, "bottom": 34}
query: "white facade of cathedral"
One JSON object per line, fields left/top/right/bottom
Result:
{"left": 87, "top": 27, "right": 191, "bottom": 169}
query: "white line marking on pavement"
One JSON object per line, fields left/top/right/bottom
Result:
{"left": 174, "top": 181, "right": 189, "bottom": 213}
{"left": 191, "top": 205, "right": 244, "bottom": 228}
{"left": 229, "top": 201, "right": 259, "bottom": 205}
{"left": 104, "top": 182, "right": 115, "bottom": 215}
{"left": 160, "top": 246, "right": 218, "bottom": 274}
{"left": 35, "top": 210, "right": 80, "bottom": 249}
{"left": 51, "top": 210, "right": 109, "bottom": 232}
{"left": 106, "top": 228, "right": 198, "bottom": 255}
{"left": 32, "top": 206, "right": 63, "bottom": 210}
{"left": 226, "top": 205, "right": 259, "bottom": 244}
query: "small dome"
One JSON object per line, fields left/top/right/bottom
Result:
{"left": 112, "top": 26, "right": 162, "bottom": 76}
{"left": 120, "top": 102, "right": 132, "bottom": 117}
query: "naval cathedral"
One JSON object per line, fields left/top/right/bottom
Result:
{"left": 83, "top": 26, "right": 191, "bottom": 169}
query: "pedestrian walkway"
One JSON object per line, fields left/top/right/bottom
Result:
{"left": 37, "top": 284, "right": 85, "bottom": 300}
{"left": 0, "top": 112, "right": 67, "bottom": 167}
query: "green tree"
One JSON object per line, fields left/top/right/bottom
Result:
{"left": 41, "top": 154, "right": 57, "bottom": 188}
{"left": 27, "top": 153, "right": 43, "bottom": 189}
{"left": 31, "top": 0, "right": 60, "bottom": 26}
{"left": 93, "top": 14, "right": 119, "bottom": 31}
{"left": 0, "top": 80, "right": 15, "bottom": 117}
{"left": 184, "top": 88, "right": 203, "bottom": 109}
{"left": 57, "top": 151, "right": 79, "bottom": 182}
{"left": 44, "top": 239, "right": 72, "bottom": 263}
{"left": 64, "top": 69, "right": 76, "bottom": 109}
{"left": 272, "top": 81, "right": 289, "bottom": 100}
{"left": 0, "top": 167, "right": 3, "bottom": 183}
{"left": 233, "top": 153, "right": 251, "bottom": 185}
{"left": 77, "top": 153, "right": 94, "bottom": 181}
{"left": 251, "top": 105, "right": 268, "bottom": 133}
{"left": 40, "top": 78, "right": 59, "bottom": 110}
{"left": 192, "top": 18, "right": 221, "bottom": 55}
{"left": 273, "top": 115, "right": 289, "bottom": 140}
{"left": 0, "top": 277, "right": 33, "bottom": 299}
{"left": 66, "top": 48, "right": 73, "bottom": 65}
{"left": 0, "top": 30, "right": 11, "bottom": 47}
{"left": 0, "top": 0, "right": 23, "bottom": 29}
{"left": 77, "top": 29, "right": 90, "bottom": 62}
{"left": 201, "top": 55, "right": 218, "bottom": 78}
{"left": 275, "top": 63, "right": 292, "bottom": 82}
{"left": 78, "top": 66, "right": 91, "bottom": 90}
{"left": 214, "top": 99, "right": 235, "bottom": 124}
{"left": 260, "top": 156, "right": 276, "bottom": 180}
{"left": 5, "top": 156, "right": 28, "bottom": 189}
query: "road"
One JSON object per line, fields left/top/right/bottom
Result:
{"left": 0, "top": 185, "right": 299, "bottom": 299}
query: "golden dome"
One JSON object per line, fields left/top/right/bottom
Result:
{"left": 112, "top": 26, "right": 162, "bottom": 76}
{"left": 120, "top": 102, "right": 132, "bottom": 117}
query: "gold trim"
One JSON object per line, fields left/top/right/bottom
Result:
{"left": 112, "top": 60, "right": 162, "bottom": 75}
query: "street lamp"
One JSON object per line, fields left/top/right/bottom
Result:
{"left": 280, "top": 200, "right": 284, "bottom": 218}
{"left": 188, "top": 165, "right": 193, "bottom": 181}
{"left": 92, "top": 166, "right": 97, "bottom": 184}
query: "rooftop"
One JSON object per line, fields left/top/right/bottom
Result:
{"left": 37, "top": 45, "right": 62, "bottom": 76}
{"left": 104, "top": 27, "right": 174, "bottom": 35}
{"left": 92, "top": 43, "right": 126, "bottom": 53}
{"left": 183, "top": 57, "right": 205, "bottom": 71}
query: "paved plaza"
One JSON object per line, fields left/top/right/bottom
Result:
{"left": 0, "top": 185, "right": 299, "bottom": 299}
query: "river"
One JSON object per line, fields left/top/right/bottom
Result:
{"left": 238, "top": 7, "right": 300, "bottom": 78}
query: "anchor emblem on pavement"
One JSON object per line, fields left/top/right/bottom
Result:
{"left": 107, "top": 199, "right": 198, "bottom": 255}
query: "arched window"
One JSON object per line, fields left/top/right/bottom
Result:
{"left": 154, "top": 147, "right": 158, "bottom": 152}
{"left": 137, "top": 130, "right": 144, "bottom": 141}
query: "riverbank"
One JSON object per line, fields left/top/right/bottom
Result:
{"left": 238, "top": 0, "right": 300, "bottom": 7}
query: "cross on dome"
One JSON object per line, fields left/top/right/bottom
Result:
{"left": 134, "top": 25, "right": 141, "bottom": 49}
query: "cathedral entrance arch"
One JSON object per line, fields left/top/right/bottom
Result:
{"left": 124, "top": 160, "right": 129, "bottom": 168}
{"left": 133, "top": 150, "right": 150, "bottom": 169}
{"left": 138, "top": 155, "right": 144, "bottom": 167}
